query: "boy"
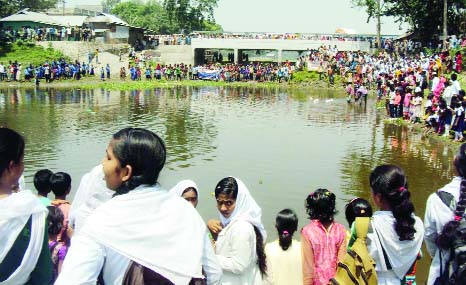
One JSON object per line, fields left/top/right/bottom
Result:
{"left": 33, "top": 169, "right": 53, "bottom": 206}
{"left": 50, "top": 172, "right": 72, "bottom": 244}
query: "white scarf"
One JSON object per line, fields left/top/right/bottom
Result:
{"left": 169, "top": 180, "right": 199, "bottom": 199}
{"left": 218, "top": 177, "right": 266, "bottom": 241}
{"left": 80, "top": 185, "right": 207, "bottom": 285}
{"left": 68, "top": 165, "right": 113, "bottom": 233}
{"left": 371, "top": 211, "right": 424, "bottom": 279}
{"left": 0, "top": 190, "right": 47, "bottom": 285}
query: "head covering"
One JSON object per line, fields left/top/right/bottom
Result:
{"left": 169, "top": 180, "right": 199, "bottom": 199}
{"left": 79, "top": 185, "right": 206, "bottom": 285}
{"left": 0, "top": 190, "right": 47, "bottom": 284}
{"left": 218, "top": 177, "right": 266, "bottom": 240}
{"left": 68, "top": 165, "right": 113, "bottom": 233}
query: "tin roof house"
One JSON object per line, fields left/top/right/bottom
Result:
{"left": 83, "top": 12, "right": 149, "bottom": 45}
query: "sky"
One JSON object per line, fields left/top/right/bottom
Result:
{"left": 65, "top": 0, "right": 408, "bottom": 35}
{"left": 214, "top": 0, "right": 408, "bottom": 35}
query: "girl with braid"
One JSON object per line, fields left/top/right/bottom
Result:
{"left": 425, "top": 143, "right": 466, "bottom": 284}
{"left": 368, "top": 165, "right": 424, "bottom": 285}
{"left": 264, "top": 209, "right": 302, "bottom": 285}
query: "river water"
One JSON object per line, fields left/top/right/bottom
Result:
{"left": 0, "top": 86, "right": 458, "bottom": 282}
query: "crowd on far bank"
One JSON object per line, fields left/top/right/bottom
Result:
{"left": 0, "top": 26, "right": 96, "bottom": 42}
{"left": 3, "top": 125, "right": 466, "bottom": 285}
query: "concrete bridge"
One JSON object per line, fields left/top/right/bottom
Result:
{"left": 157, "top": 38, "right": 372, "bottom": 65}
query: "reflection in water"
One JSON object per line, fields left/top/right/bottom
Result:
{"left": 0, "top": 86, "right": 457, "bottom": 283}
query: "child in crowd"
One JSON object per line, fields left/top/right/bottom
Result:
{"left": 33, "top": 169, "right": 53, "bottom": 206}
{"left": 47, "top": 206, "right": 68, "bottom": 283}
{"left": 344, "top": 198, "right": 372, "bottom": 248}
{"left": 403, "top": 87, "right": 412, "bottom": 120}
{"left": 452, "top": 101, "right": 466, "bottom": 142}
{"left": 367, "top": 165, "right": 424, "bottom": 285}
{"left": 50, "top": 172, "right": 72, "bottom": 244}
{"left": 100, "top": 67, "right": 105, "bottom": 81}
{"left": 264, "top": 209, "right": 302, "bottom": 285}
{"left": 301, "top": 189, "right": 347, "bottom": 285}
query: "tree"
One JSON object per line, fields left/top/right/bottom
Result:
{"left": 112, "top": 1, "right": 173, "bottom": 33}
{"left": 0, "top": 0, "right": 58, "bottom": 18}
{"left": 163, "top": 0, "right": 219, "bottom": 33}
{"left": 102, "top": 0, "right": 121, "bottom": 13}
{"left": 353, "top": 0, "right": 466, "bottom": 44}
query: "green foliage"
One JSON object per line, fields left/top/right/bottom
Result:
{"left": 111, "top": 0, "right": 221, "bottom": 34}
{"left": 353, "top": 0, "right": 466, "bottom": 43}
{"left": 0, "top": 0, "right": 58, "bottom": 18}
{"left": 0, "top": 43, "right": 68, "bottom": 66}
{"left": 112, "top": 0, "right": 172, "bottom": 33}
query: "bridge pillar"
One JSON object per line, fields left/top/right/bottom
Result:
{"left": 278, "top": 49, "right": 282, "bottom": 63}
{"left": 234, "top": 48, "right": 239, "bottom": 63}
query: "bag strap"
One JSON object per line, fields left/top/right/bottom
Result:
{"left": 354, "top": 217, "right": 370, "bottom": 240}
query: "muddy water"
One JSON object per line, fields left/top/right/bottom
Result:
{"left": 0, "top": 86, "right": 457, "bottom": 282}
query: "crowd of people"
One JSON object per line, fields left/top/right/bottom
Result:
{"left": 0, "top": 26, "right": 96, "bottom": 42}
{"left": 1, "top": 125, "right": 466, "bottom": 285}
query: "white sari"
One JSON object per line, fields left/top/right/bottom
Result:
{"left": 68, "top": 165, "right": 113, "bottom": 233}
{"left": 57, "top": 184, "right": 209, "bottom": 285}
{"left": 368, "top": 211, "right": 424, "bottom": 285}
{"left": 0, "top": 190, "right": 47, "bottom": 285}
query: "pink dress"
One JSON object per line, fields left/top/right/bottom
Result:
{"left": 301, "top": 220, "right": 347, "bottom": 285}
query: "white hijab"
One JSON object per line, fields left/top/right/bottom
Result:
{"left": 68, "top": 165, "right": 113, "bottom": 233}
{"left": 0, "top": 190, "right": 47, "bottom": 285}
{"left": 169, "top": 180, "right": 199, "bottom": 199}
{"left": 217, "top": 177, "right": 266, "bottom": 241}
{"left": 80, "top": 184, "right": 207, "bottom": 285}
{"left": 370, "top": 211, "right": 424, "bottom": 279}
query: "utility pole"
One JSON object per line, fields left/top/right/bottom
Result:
{"left": 376, "top": 0, "right": 381, "bottom": 49}
{"left": 443, "top": 0, "right": 448, "bottom": 49}
{"left": 62, "top": 0, "right": 66, "bottom": 16}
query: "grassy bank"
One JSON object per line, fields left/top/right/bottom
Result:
{"left": 0, "top": 72, "right": 342, "bottom": 91}
{"left": 0, "top": 42, "right": 68, "bottom": 66}
{"left": 384, "top": 118, "right": 462, "bottom": 146}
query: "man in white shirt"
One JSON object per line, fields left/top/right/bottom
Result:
{"left": 451, "top": 73, "right": 461, "bottom": 96}
{"left": 0, "top": 63, "right": 4, "bottom": 81}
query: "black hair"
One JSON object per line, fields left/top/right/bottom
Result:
{"left": 369, "top": 165, "right": 416, "bottom": 241}
{"left": 275, "top": 208, "right": 298, "bottom": 251}
{"left": 0, "top": 128, "right": 25, "bottom": 178}
{"left": 112, "top": 128, "right": 166, "bottom": 196}
{"left": 452, "top": 73, "right": 458, "bottom": 81}
{"left": 214, "top": 176, "right": 267, "bottom": 277}
{"left": 47, "top": 206, "right": 64, "bottom": 236}
{"left": 438, "top": 143, "right": 466, "bottom": 249}
{"left": 50, "top": 172, "right": 71, "bottom": 197}
{"left": 34, "top": 169, "right": 53, "bottom": 194}
{"left": 345, "top": 198, "right": 373, "bottom": 227}
{"left": 305, "top": 188, "right": 337, "bottom": 224}
{"left": 253, "top": 225, "right": 267, "bottom": 278}
{"left": 214, "top": 177, "right": 238, "bottom": 199}
{"left": 182, "top": 186, "right": 198, "bottom": 196}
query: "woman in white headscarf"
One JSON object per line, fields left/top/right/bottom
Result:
{"left": 208, "top": 176, "right": 267, "bottom": 285}
{"left": 56, "top": 128, "right": 221, "bottom": 285}
{"left": 68, "top": 164, "right": 113, "bottom": 233}
{"left": 169, "top": 180, "right": 199, "bottom": 208}
{"left": 0, "top": 127, "right": 52, "bottom": 284}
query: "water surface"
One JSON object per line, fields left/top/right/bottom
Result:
{"left": 0, "top": 86, "right": 456, "bottom": 282}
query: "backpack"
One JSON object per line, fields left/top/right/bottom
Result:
{"left": 435, "top": 191, "right": 466, "bottom": 285}
{"left": 329, "top": 217, "right": 377, "bottom": 285}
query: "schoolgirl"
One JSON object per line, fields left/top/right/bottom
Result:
{"left": 367, "top": 165, "right": 424, "bottom": 285}
{"left": 264, "top": 209, "right": 302, "bottom": 285}
{"left": 301, "top": 189, "right": 347, "bottom": 285}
